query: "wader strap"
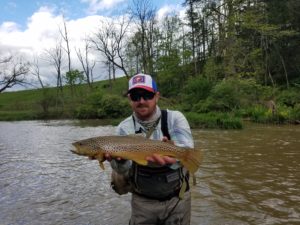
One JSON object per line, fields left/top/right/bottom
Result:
{"left": 131, "top": 110, "right": 188, "bottom": 200}
{"left": 161, "top": 110, "right": 171, "bottom": 140}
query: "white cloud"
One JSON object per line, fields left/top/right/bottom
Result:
{"left": 0, "top": 1, "right": 186, "bottom": 90}
{"left": 0, "top": 21, "right": 19, "bottom": 32}
{"left": 81, "top": 0, "right": 126, "bottom": 14}
{"left": 156, "top": 4, "right": 186, "bottom": 24}
{"left": 0, "top": 6, "right": 111, "bottom": 90}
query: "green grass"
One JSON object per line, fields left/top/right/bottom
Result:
{"left": 0, "top": 78, "right": 255, "bottom": 129}
{"left": 4, "top": 77, "right": 298, "bottom": 129}
{"left": 185, "top": 112, "right": 243, "bottom": 129}
{"left": 0, "top": 78, "right": 129, "bottom": 121}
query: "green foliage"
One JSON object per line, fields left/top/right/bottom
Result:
{"left": 181, "top": 77, "right": 214, "bottom": 111}
{"left": 65, "top": 69, "right": 84, "bottom": 86}
{"left": 241, "top": 104, "right": 294, "bottom": 124}
{"left": 290, "top": 104, "right": 300, "bottom": 121}
{"left": 202, "top": 57, "right": 224, "bottom": 81}
{"left": 190, "top": 78, "right": 276, "bottom": 113}
{"left": 76, "top": 92, "right": 131, "bottom": 119}
{"left": 244, "top": 105, "right": 269, "bottom": 123}
{"left": 38, "top": 88, "right": 56, "bottom": 114}
{"left": 157, "top": 50, "right": 184, "bottom": 97}
{"left": 192, "top": 79, "right": 241, "bottom": 113}
{"left": 277, "top": 87, "right": 300, "bottom": 107}
{"left": 0, "top": 110, "right": 37, "bottom": 121}
{"left": 185, "top": 112, "right": 243, "bottom": 129}
{"left": 97, "top": 95, "right": 131, "bottom": 119}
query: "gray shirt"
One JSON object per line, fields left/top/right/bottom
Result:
{"left": 111, "top": 109, "right": 194, "bottom": 174}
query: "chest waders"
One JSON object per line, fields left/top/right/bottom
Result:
{"left": 131, "top": 110, "right": 190, "bottom": 201}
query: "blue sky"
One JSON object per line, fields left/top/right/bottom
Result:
{"left": 0, "top": 0, "right": 184, "bottom": 30}
{"left": 0, "top": 0, "right": 75, "bottom": 29}
{"left": 0, "top": 0, "right": 185, "bottom": 90}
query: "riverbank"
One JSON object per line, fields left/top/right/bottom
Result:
{"left": 1, "top": 77, "right": 299, "bottom": 129}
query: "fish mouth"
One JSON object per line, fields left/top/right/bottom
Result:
{"left": 70, "top": 145, "right": 79, "bottom": 154}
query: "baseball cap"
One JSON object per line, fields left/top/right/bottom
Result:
{"left": 128, "top": 73, "right": 158, "bottom": 93}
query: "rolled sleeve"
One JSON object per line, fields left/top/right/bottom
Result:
{"left": 168, "top": 111, "right": 194, "bottom": 149}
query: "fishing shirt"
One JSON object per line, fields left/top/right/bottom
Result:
{"left": 111, "top": 108, "right": 194, "bottom": 174}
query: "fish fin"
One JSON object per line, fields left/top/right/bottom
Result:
{"left": 99, "top": 161, "right": 105, "bottom": 170}
{"left": 115, "top": 151, "right": 149, "bottom": 166}
{"left": 179, "top": 149, "right": 202, "bottom": 174}
{"left": 133, "top": 158, "right": 148, "bottom": 166}
{"left": 192, "top": 174, "right": 197, "bottom": 185}
{"left": 96, "top": 154, "right": 105, "bottom": 170}
{"left": 179, "top": 179, "right": 187, "bottom": 199}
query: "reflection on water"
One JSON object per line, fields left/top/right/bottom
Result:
{"left": 0, "top": 121, "right": 299, "bottom": 225}
{"left": 193, "top": 124, "right": 300, "bottom": 225}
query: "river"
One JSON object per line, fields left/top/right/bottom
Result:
{"left": 0, "top": 120, "right": 299, "bottom": 225}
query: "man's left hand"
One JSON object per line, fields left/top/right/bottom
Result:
{"left": 146, "top": 153, "right": 177, "bottom": 166}
{"left": 145, "top": 136, "right": 177, "bottom": 165}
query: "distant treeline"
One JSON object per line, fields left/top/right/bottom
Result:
{"left": 1, "top": 0, "right": 300, "bottom": 128}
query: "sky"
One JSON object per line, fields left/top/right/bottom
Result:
{"left": 0, "top": 0, "right": 185, "bottom": 90}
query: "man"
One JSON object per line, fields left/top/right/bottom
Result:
{"left": 107, "top": 73, "right": 194, "bottom": 225}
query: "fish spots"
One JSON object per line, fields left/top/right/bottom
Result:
{"left": 72, "top": 135, "right": 201, "bottom": 173}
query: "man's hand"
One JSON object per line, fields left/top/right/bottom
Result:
{"left": 104, "top": 153, "right": 123, "bottom": 162}
{"left": 145, "top": 136, "right": 176, "bottom": 166}
{"left": 88, "top": 153, "right": 122, "bottom": 162}
{"left": 162, "top": 136, "right": 174, "bottom": 144}
{"left": 146, "top": 153, "right": 176, "bottom": 166}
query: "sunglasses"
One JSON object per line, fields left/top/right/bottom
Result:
{"left": 129, "top": 91, "right": 155, "bottom": 102}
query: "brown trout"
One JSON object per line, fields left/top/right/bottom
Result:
{"left": 71, "top": 135, "right": 202, "bottom": 174}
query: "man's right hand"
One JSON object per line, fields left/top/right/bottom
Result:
{"left": 104, "top": 153, "right": 123, "bottom": 162}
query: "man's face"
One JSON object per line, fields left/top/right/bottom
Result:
{"left": 128, "top": 88, "right": 159, "bottom": 120}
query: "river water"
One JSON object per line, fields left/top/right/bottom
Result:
{"left": 0, "top": 120, "right": 299, "bottom": 225}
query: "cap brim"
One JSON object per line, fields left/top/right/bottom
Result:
{"left": 128, "top": 85, "right": 155, "bottom": 93}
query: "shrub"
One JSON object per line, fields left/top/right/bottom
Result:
{"left": 97, "top": 95, "right": 131, "bottom": 118}
{"left": 185, "top": 112, "right": 243, "bottom": 129}
{"left": 290, "top": 103, "right": 300, "bottom": 121}
{"left": 202, "top": 80, "right": 240, "bottom": 112}
{"left": 181, "top": 77, "right": 214, "bottom": 111}
{"left": 75, "top": 93, "right": 131, "bottom": 119}
{"left": 75, "top": 105, "right": 98, "bottom": 119}
{"left": 277, "top": 87, "right": 300, "bottom": 108}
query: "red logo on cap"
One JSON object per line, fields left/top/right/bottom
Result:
{"left": 132, "top": 75, "right": 145, "bottom": 84}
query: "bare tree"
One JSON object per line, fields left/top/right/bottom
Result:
{"left": 0, "top": 55, "right": 30, "bottom": 92}
{"left": 59, "top": 17, "right": 72, "bottom": 73}
{"left": 31, "top": 56, "right": 45, "bottom": 89}
{"left": 130, "top": 0, "right": 157, "bottom": 74}
{"left": 44, "top": 39, "right": 65, "bottom": 102}
{"left": 75, "top": 38, "right": 96, "bottom": 87}
{"left": 91, "top": 15, "right": 131, "bottom": 79}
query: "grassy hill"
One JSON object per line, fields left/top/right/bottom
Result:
{"left": 0, "top": 77, "right": 176, "bottom": 123}
{"left": 1, "top": 77, "right": 300, "bottom": 129}
{"left": 0, "top": 78, "right": 126, "bottom": 120}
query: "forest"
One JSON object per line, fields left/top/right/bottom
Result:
{"left": 0, "top": 0, "right": 300, "bottom": 128}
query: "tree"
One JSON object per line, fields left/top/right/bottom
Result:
{"left": 91, "top": 16, "right": 131, "bottom": 79}
{"left": 45, "top": 40, "right": 65, "bottom": 93}
{"left": 31, "top": 56, "right": 45, "bottom": 89}
{"left": 44, "top": 40, "right": 65, "bottom": 108}
{"left": 0, "top": 55, "right": 30, "bottom": 92}
{"left": 76, "top": 38, "right": 96, "bottom": 87}
{"left": 130, "top": 0, "right": 157, "bottom": 74}
{"left": 183, "top": 0, "right": 199, "bottom": 75}
{"left": 65, "top": 69, "right": 84, "bottom": 96}
{"left": 59, "top": 17, "right": 72, "bottom": 73}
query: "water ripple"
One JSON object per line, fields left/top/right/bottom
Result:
{"left": 0, "top": 121, "right": 299, "bottom": 225}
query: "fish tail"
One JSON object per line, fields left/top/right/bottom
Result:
{"left": 179, "top": 149, "right": 202, "bottom": 174}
